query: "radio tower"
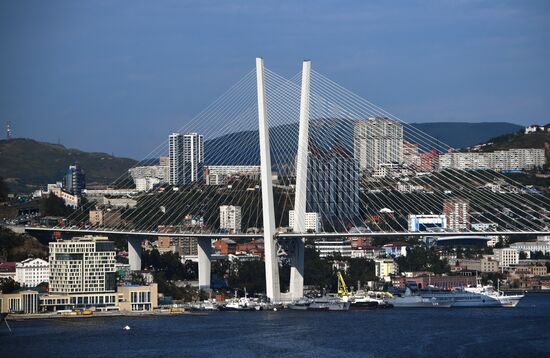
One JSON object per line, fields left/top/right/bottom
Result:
{"left": 6, "top": 121, "right": 12, "bottom": 139}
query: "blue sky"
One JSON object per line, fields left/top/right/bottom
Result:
{"left": 1, "top": 0, "right": 549, "bottom": 158}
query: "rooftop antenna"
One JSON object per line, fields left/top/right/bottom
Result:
{"left": 6, "top": 121, "right": 12, "bottom": 139}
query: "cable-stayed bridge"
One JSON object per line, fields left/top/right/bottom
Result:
{"left": 26, "top": 58, "right": 550, "bottom": 302}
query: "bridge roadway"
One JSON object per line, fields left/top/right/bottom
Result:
{"left": 23, "top": 226, "right": 550, "bottom": 239}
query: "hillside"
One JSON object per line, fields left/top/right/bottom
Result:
{"left": 481, "top": 125, "right": 549, "bottom": 152}
{"left": 0, "top": 138, "right": 137, "bottom": 193}
{"left": 410, "top": 122, "right": 523, "bottom": 149}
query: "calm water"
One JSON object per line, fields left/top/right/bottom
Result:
{"left": 2, "top": 293, "right": 550, "bottom": 357}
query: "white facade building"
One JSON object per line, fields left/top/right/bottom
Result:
{"left": 169, "top": 132, "right": 204, "bottom": 186}
{"left": 135, "top": 177, "right": 161, "bottom": 192}
{"left": 205, "top": 165, "right": 261, "bottom": 185}
{"left": 289, "top": 210, "right": 321, "bottom": 233}
{"left": 219, "top": 205, "right": 242, "bottom": 234}
{"left": 354, "top": 117, "right": 403, "bottom": 174}
{"left": 314, "top": 239, "right": 352, "bottom": 258}
{"left": 408, "top": 214, "right": 446, "bottom": 232}
{"left": 439, "top": 148, "right": 545, "bottom": 171}
{"left": 49, "top": 236, "right": 117, "bottom": 294}
{"left": 443, "top": 198, "right": 470, "bottom": 231}
{"left": 493, "top": 248, "right": 520, "bottom": 267}
{"left": 510, "top": 241, "right": 550, "bottom": 255}
{"left": 15, "top": 258, "right": 49, "bottom": 287}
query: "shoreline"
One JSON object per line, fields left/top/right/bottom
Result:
{"left": 8, "top": 310, "right": 208, "bottom": 321}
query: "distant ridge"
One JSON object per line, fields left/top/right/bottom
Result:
{"left": 0, "top": 138, "right": 137, "bottom": 193}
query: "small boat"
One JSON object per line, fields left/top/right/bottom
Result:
{"left": 123, "top": 325, "right": 131, "bottom": 331}
{"left": 287, "top": 298, "right": 311, "bottom": 310}
{"left": 350, "top": 290, "right": 393, "bottom": 310}
{"left": 308, "top": 295, "right": 350, "bottom": 311}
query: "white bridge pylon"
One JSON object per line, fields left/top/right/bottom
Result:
{"left": 257, "top": 57, "right": 311, "bottom": 302}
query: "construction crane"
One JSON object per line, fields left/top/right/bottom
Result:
{"left": 337, "top": 272, "right": 351, "bottom": 297}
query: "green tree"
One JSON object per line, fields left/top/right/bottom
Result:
{"left": 40, "top": 193, "right": 73, "bottom": 217}
{"left": 0, "top": 278, "right": 21, "bottom": 294}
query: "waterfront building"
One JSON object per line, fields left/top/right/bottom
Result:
{"left": 169, "top": 132, "right": 204, "bottom": 186}
{"left": 288, "top": 210, "right": 321, "bottom": 233}
{"left": 307, "top": 146, "right": 360, "bottom": 222}
{"left": 408, "top": 214, "right": 446, "bottom": 232}
{"left": 443, "top": 197, "right": 470, "bottom": 231}
{"left": 438, "top": 148, "right": 545, "bottom": 171}
{"left": 15, "top": 258, "right": 49, "bottom": 287}
{"left": 49, "top": 236, "right": 116, "bottom": 294}
{"left": 117, "top": 284, "right": 158, "bottom": 311}
{"left": 64, "top": 163, "right": 86, "bottom": 195}
{"left": 314, "top": 238, "right": 352, "bottom": 258}
{"left": 494, "top": 248, "right": 520, "bottom": 267}
{"left": 353, "top": 117, "right": 403, "bottom": 174}
{"left": 219, "top": 205, "right": 242, "bottom": 234}
{"left": 0, "top": 290, "right": 39, "bottom": 314}
{"left": 402, "top": 275, "right": 476, "bottom": 290}
{"left": 374, "top": 258, "right": 397, "bottom": 281}
{"left": 204, "top": 165, "right": 261, "bottom": 185}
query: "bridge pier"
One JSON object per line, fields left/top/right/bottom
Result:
{"left": 289, "top": 59, "right": 311, "bottom": 301}
{"left": 197, "top": 237, "right": 212, "bottom": 291}
{"left": 128, "top": 237, "right": 142, "bottom": 271}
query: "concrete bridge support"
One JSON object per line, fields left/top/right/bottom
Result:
{"left": 257, "top": 57, "right": 281, "bottom": 303}
{"left": 289, "top": 59, "right": 311, "bottom": 301}
{"left": 128, "top": 237, "right": 142, "bottom": 271}
{"left": 197, "top": 237, "right": 212, "bottom": 291}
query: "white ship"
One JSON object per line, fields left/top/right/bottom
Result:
{"left": 421, "top": 285, "right": 524, "bottom": 308}
{"left": 389, "top": 287, "right": 453, "bottom": 308}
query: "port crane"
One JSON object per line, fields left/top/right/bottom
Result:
{"left": 337, "top": 272, "right": 351, "bottom": 297}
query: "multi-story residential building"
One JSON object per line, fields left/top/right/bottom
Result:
{"left": 493, "top": 248, "right": 520, "bottom": 267}
{"left": 129, "top": 159, "right": 169, "bottom": 191}
{"left": 438, "top": 148, "right": 545, "bottom": 171}
{"left": 353, "top": 117, "right": 403, "bottom": 174}
{"left": 443, "top": 197, "right": 470, "bottom": 231}
{"left": 47, "top": 184, "right": 80, "bottom": 208}
{"left": 314, "top": 238, "right": 352, "bottom": 258}
{"left": 307, "top": 146, "right": 360, "bottom": 221}
{"left": 169, "top": 133, "right": 184, "bottom": 185}
{"left": 408, "top": 214, "right": 446, "bottom": 232}
{"left": 510, "top": 241, "right": 550, "bottom": 255}
{"left": 64, "top": 163, "right": 86, "bottom": 195}
{"left": 89, "top": 209, "right": 123, "bottom": 227}
{"left": 49, "top": 236, "right": 116, "bottom": 294}
{"left": 169, "top": 132, "right": 204, "bottom": 186}
{"left": 15, "top": 258, "right": 49, "bottom": 287}
{"left": 374, "top": 258, "right": 397, "bottom": 281}
{"left": 402, "top": 141, "right": 421, "bottom": 169}
{"left": 288, "top": 210, "right": 321, "bottom": 233}
{"left": 219, "top": 205, "right": 242, "bottom": 234}
{"left": 204, "top": 165, "right": 261, "bottom": 185}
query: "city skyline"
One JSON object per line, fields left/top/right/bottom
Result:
{"left": 1, "top": 1, "right": 549, "bottom": 158}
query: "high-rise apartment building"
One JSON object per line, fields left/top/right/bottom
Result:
{"left": 64, "top": 163, "right": 86, "bottom": 195}
{"left": 288, "top": 210, "right": 321, "bottom": 233}
{"left": 353, "top": 117, "right": 403, "bottom": 174}
{"left": 169, "top": 132, "right": 204, "bottom": 186}
{"left": 443, "top": 197, "right": 470, "bottom": 231}
{"left": 306, "top": 146, "right": 360, "bottom": 222}
{"left": 49, "top": 236, "right": 116, "bottom": 294}
{"left": 220, "top": 205, "right": 242, "bottom": 233}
